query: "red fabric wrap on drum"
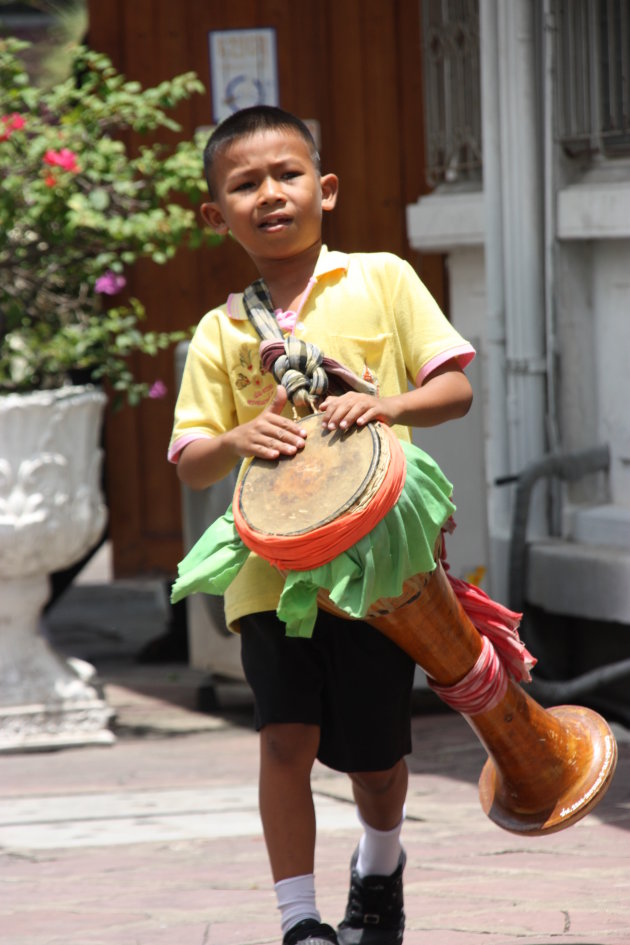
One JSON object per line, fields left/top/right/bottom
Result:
{"left": 428, "top": 635, "right": 509, "bottom": 715}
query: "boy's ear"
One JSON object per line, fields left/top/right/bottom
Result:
{"left": 200, "top": 201, "right": 229, "bottom": 235}
{"left": 321, "top": 173, "right": 339, "bottom": 212}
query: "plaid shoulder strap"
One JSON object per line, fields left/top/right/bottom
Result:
{"left": 242, "top": 279, "right": 283, "bottom": 341}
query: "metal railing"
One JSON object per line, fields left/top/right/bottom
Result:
{"left": 420, "top": 0, "right": 630, "bottom": 187}
{"left": 556, "top": 0, "right": 630, "bottom": 157}
{"left": 421, "top": 0, "right": 482, "bottom": 186}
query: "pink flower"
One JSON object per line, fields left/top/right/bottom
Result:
{"left": 0, "top": 113, "right": 25, "bottom": 141}
{"left": 43, "top": 147, "right": 81, "bottom": 172}
{"left": 94, "top": 271, "right": 127, "bottom": 295}
{"left": 148, "top": 380, "right": 167, "bottom": 399}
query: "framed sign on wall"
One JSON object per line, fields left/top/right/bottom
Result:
{"left": 208, "top": 28, "right": 279, "bottom": 123}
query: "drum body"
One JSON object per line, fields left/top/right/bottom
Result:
{"left": 237, "top": 416, "right": 618, "bottom": 835}
{"left": 351, "top": 564, "right": 617, "bottom": 834}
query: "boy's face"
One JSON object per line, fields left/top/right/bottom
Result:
{"left": 200, "top": 128, "right": 338, "bottom": 268}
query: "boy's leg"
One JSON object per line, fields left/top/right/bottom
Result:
{"left": 349, "top": 760, "right": 408, "bottom": 831}
{"left": 349, "top": 760, "right": 407, "bottom": 876}
{"left": 240, "top": 614, "right": 340, "bottom": 943}
{"left": 260, "top": 722, "right": 341, "bottom": 942}
{"left": 311, "top": 618, "right": 413, "bottom": 945}
{"left": 259, "top": 721, "right": 320, "bottom": 881}
{"left": 337, "top": 763, "right": 408, "bottom": 945}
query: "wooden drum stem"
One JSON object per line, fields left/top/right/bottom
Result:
{"left": 367, "top": 563, "right": 618, "bottom": 835}
{"left": 368, "top": 565, "right": 483, "bottom": 685}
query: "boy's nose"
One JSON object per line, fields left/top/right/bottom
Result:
{"left": 258, "top": 177, "right": 284, "bottom": 203}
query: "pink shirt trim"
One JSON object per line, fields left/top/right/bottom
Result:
{"left": 168, "top": 432, "right": 212, "bottom": 464}
{"left": 416, "top": 344, "right": 476, "bottom": 385}
{"left": 226, "top": 293, "right": 240, "bottom": 318}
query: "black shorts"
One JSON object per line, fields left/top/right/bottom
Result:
{"left": 240, "top": 609, "right": 416, "bottom": 773}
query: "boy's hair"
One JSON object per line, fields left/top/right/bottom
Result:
{"left": 203, "top": 105, "right": 321, "bottom": 197}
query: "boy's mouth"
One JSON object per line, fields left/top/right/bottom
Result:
{"left": 259, "top": 214, "right": 292, "bottom": 231}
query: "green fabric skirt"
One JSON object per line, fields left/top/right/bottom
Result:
{"left": 171, "top": 440, "right": 455, "bottom": 638}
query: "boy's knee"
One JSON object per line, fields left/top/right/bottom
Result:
{"left": 349, "top": 760, "right": 406, "bottom": 796}
{"left": 260, "top": 722, "right": 320, "bottom": 768}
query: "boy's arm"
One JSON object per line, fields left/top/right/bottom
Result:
{"left": 177, "top": 386, "right": 307, "bottom": 490}
{"left": 318, "top": 360, "right": 473, "bottom": 432}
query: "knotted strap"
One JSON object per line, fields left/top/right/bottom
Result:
{"left": 243, "top": 277, "right": 377, "bottom": 410}
{"left": 269, "top": 335, "right": 329, "bottom": 408}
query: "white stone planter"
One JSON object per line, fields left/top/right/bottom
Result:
{"left": 0, "top": 385, "right": 115, "bottom": 751}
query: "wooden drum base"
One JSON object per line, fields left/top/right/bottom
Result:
{"left": 477, "top": 702, "right": 618, "bottom": 835}
{"left": 344, "top": 562, "right": 618, "bottom": 835}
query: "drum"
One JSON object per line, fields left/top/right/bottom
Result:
{"left": 235, "top": 414, "right": 618, "bottom": 836}
{"left": 235, "top": 414, "right": 409, "bottom": 572}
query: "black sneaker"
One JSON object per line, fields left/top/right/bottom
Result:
{"left": 283, "top": 917, "right": 339, "bottom": 945}
{"left": 337, "top": 848, "right": 406, "bottom": 945}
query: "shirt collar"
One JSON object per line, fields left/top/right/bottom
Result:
{"left": 313, "top": 244, "right": 349, "bottom": 278}
{"left": 226, "top": 245, "right": 349, "bottom": 321}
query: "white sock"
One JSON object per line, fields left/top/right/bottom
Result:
{"left": 275, "top": 873, "right": 321, "bottom": 937}
{"left": 355, "top": 806, "right": 405, "bottom": 878}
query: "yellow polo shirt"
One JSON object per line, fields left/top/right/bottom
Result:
{"left": 170, "top": 246, "right": 474, "bottom": 629}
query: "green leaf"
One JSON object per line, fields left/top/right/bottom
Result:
{"left": 88, "top": 187, "right": 110, "bottom": 211}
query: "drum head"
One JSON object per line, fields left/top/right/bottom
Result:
{"left": 238, "top": 414, "right": 381, "bottom": 536}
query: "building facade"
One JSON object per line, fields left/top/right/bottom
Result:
{"left": 409, "top": 0, "right": 630, "bottom": 611}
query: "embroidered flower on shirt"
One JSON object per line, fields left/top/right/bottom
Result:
{"left": 362, "top": 361, "right": 379, "bottom": 392}
{"left": 234, "top": 345, "right": 263, "bottom": 388}
{"left": 233, "top": 344, "right": 271, "bottom": 399}
{"left": 235, "top": 373, "right": 250, "bottom": 390}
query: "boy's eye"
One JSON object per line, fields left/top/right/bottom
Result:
{"left": 282, "top": 170, "right": 301, "bottom": 180}
{"left": 232, "top": 180, "right": 254, "bottom": 192}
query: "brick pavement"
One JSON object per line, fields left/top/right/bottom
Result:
{"left": 1, "top": 663, "right": 629, "bottom": 945}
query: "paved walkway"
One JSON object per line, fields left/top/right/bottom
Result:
{"left": 1, "top": 565, "right": 629, "bottom": 945}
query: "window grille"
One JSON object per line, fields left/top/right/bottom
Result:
{"left": 556, "top": 0, "right": 630, "bottom": 157}
{"left": 421, "top": 0, "right": 482, "bottom": 187}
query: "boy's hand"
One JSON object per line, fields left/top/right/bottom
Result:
{"left": 230, "top": 385, "right": 308, "bottom": 459}
{"left": 318, "top": 392, "right": 391, "bottom": 431}
{"left": 319, "top": 363, "right": 473, "bottom": 433}
{"left": 177, "top": 386, "right": 307, "bottom": 490}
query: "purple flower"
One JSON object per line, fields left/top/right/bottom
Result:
{"left": 95, "top": 270, "right": 127, "bottom": 295}
{"left": 149, "top": 379, "right": 167, "bottom": 399}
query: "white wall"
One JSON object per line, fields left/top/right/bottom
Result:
{"left": 593, "top": 240, "right": 630, "bottom": 507}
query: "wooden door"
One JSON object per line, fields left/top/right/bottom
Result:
{"left": 87, "top": 0, "right": 444, "bottom": 576}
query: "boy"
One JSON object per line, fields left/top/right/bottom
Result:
{"left": 170, "top": 106, "right": 475, "bottom": 945}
